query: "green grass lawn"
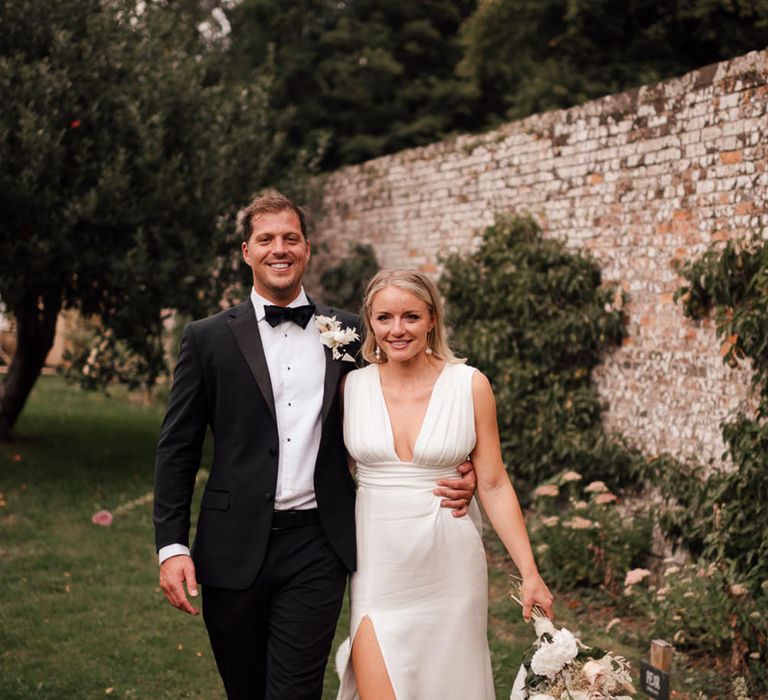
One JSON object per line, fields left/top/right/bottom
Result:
{"left": 1, "top": 376, "right": 669, "bottom": 699}
{"left": 1, "top": 378, "right": 223, "bottom": 698}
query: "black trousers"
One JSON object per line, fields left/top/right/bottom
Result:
{"left": 202, "top": 521, "right": 348, "bottom": 700}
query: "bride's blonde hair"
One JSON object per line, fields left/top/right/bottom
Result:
{"left": 361, "top": 269, "right": 464, "bottom": 365}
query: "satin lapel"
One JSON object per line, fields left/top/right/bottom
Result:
{"left": 316, "top": 303, "right": 343, "bottom": 423}
{"left": 321, "top": 344, "right": 342, "bottom": 423}
{"left": 227, "top": 301, "right": 276, "bottom": 421}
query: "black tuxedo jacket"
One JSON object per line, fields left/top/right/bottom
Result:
{"left": 153, "top": 298, "right": 361, "bottom": 590}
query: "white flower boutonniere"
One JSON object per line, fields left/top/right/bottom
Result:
{"left": 315, "top": 315, "right": 359, "bottom": 361}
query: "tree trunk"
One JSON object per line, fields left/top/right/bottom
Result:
{"left": 0, "top": 292, "right": 61, "bottom": 440}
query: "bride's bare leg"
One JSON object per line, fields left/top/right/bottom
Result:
{"left": 351, "top": 616, "right": 396, "bottom": 700}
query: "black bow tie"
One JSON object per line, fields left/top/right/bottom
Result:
{"left": 263, "top": 304, "right": 316, "bottom": 329}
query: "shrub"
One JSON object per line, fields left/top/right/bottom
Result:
{"left": 63, "top": 318, "right": 158, "bottom": 391}
{"left": 440, "top": 214, "right": 637, "bottom": 496}
{"left": 624, "top": 559, "right": 768, "bottom": 680}
{"left": 527, "top": 471, "right": 652, "bottom": 593}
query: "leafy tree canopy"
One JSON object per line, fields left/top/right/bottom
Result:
{"left": 227, "top": 0, "right": 768, "bottom": 165}
{"left": 459, "top": 0, "right": 768, "bottom": 124}
{"left": 226, "top": 0, "right": 478, "bottom": 168}
{"left": 0, "top": 0, "right": 295, "bottom": 437}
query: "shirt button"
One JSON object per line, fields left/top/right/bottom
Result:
{"left": 286, "top": 438, "right": 291, "bottom": 442}
{"left": 288, "top": 402, "right": 292, "bottom": 407}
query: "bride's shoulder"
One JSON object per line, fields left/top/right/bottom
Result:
{"left": 444, "top": 362, "right": 490, "bottom": 396}
{"left": 452, "top": 363, "right": 492, "bottom": 394}
{"left": 345, "top": 363, "right": 377, "bottom": 386}
{"left": 447, "top": 361, "right": 480, "bottom": 380}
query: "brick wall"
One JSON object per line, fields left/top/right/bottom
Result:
{"left": 315, "top": 49, "right": 768, "bottom": 465}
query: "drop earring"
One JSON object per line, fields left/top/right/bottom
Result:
{"left": 375, "top": 345, "right": 381, "bottom": 361}
{"left": 425, "top": 346, "right": 433, "bottom": 355}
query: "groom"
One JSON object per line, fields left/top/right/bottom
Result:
{"left": 153, "top": 189, "right": 476, "bottom": 699}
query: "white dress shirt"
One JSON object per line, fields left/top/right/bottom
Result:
{"left": 158, "top": 287, "right": 326, "bottom": 564}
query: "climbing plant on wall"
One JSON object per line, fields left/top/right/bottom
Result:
{"left": 644, "top": 237, "right": 768, "bottom": 589}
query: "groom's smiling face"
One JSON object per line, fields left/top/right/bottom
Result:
{"left": 242, "top": 209, "right": 311, "bottom": 305}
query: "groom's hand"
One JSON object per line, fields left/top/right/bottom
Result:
{"left": 159, "top": 555, "right": 199, "bottom": 615}
{"left": 434, "top": 459, "right": 477, "bottom": 517}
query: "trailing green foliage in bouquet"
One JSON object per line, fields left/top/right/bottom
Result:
{"left": 440, "top": 215, "right": 636, "bottom": 496}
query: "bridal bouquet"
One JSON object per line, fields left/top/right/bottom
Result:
{"left": 509, "top": 580, "right": 635, "bottom": 700}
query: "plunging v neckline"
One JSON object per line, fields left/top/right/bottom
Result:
{"left": 375, "top": 363, "right": 449, "bottom": 464}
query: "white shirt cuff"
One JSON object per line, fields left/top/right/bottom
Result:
{"left": 158, "top": 543, "right": 191, "bottom": 565}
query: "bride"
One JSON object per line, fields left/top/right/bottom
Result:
{"left": 336, "top": 269, "right": 553, "bottom": 699}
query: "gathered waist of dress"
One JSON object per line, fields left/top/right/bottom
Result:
{"left": 354, "top": 462, "right": 462, "bottom": 490}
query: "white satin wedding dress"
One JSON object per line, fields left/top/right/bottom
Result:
{"left": 336, "top": 362, "right": 495, "bottom": 699}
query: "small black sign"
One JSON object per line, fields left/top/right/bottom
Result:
{"left": 640, "top": 661, "right": 670, "bottom": 699}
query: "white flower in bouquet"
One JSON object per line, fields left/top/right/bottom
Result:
{"left": 530, "top": 628, "right": 578, "bottom": 678}
{"left": 510, "top": 665, "right": 528, "bottom": 700}
{"left": 534, "top": 617, "right": 556, "bottom": 638}
{"left": 583, "top": 657, "right": 613, "bottom": 684}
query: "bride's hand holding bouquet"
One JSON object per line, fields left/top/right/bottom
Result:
{"left": 519, "top": 569, "right": 555, "bottom": 622}
{"left": 509, "top": 577, "right": 636, "bottom": 700}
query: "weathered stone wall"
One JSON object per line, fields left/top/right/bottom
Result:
{"left": 315, "top": 49, "right": 768, "bottom": 465}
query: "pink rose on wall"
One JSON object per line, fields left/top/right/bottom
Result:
{"left": 91, "top": 510, "right": 113, "bottom": 526}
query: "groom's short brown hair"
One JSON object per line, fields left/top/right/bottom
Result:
{"left": 239, "top": 189, "right": 308, "bottom": 242}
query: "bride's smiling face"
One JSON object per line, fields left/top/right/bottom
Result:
{"left": 369, "top": 285, "right": 435, "bottom": 362}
